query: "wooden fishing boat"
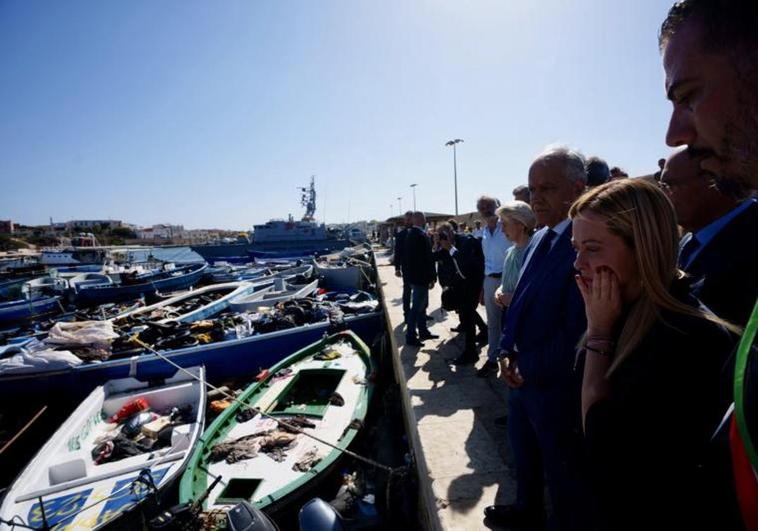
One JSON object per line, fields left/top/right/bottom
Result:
{"left": 272, "top": 264, "right": 314, "bottom": 281}
{"left": 114, "top": 281, "right": 263, "bottom": 325}
{"left": 179, "top": 331, "right": 373, "bottom": 514}
{"left": 0, "top": 309, "right": 383, "bottom": 401}
{"left": 0, "top": 296, "right": 63, "bottom": 328}
{"left": 228, "top": 278, "right": 319, "bottom": 312}
{"left": 0, "top": 366, "right": 206, "bottom": 530}
{"left": 70, "top": 263, "right": 208, "bottom": 306}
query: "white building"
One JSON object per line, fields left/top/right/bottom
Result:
{"left": 137, "top": 224, "right": 184, "bottom": 240}
{"left": 65, "top": 219, "right": 122, "bottom": 230}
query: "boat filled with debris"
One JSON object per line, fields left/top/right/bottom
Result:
{"left": 0, "top": 366, "right": 206, "bottom": 530}
{"left": 179, "top": 331, "right": 373, "bottom": 517}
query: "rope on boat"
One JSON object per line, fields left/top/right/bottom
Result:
{"left": 130, "top": 336, "right": 406, "bottom": 476}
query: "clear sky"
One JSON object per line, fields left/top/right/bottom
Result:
{"left": 1, "top": 0, "right": 674, "bottom": 229}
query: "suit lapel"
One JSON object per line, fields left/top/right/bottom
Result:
{"left": 509, "top": 223, "right": 574, "bottom": 318}
{"left": 686, "top": 202, "right": 758, "bottom": 276}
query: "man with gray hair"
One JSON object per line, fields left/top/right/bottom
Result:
{"left": 486, "top": 146, "right": 588, "bottom": 529}
{"left": 512, "top": 184, "right": 530, "bottom": 204}
{"left": 472, "top": 194, "right": 511, "bottom": 367}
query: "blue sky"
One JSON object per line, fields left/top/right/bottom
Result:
{"left": 1, "top": 0, "right": 674, "bottom": 229}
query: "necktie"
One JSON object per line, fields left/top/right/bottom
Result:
{"left": 679, "top": 233, "right": 700, "bottom": 269}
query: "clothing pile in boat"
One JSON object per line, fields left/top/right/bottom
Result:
{"left": 5, "top": 290, "right": 378, "bottom": 363}
{"left": 92, "top": 399, "right": 194, "bottom": 465}
{"left": 0, "top": 299, "right": 145, "bottom": 345}
{"left": 319, "top": 291, "right": 380, "bottom": 314}
{"left": 210, "top": 430, "right": 299, "bottom": 464}
{"left": 119, "top": 292, "right": 229, "bottom": 325}
{"left": 36, "top": 320, "right": 120, "bottom": 361}
{"left": 209, "top": 414, "right": 319, "bottom": 465}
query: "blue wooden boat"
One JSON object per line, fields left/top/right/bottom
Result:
{"left": 115, "top": 281, "right": 265, "bottom": 324}
{"left": 71, "top": 263, "right": 208, "bottom": 306}
{"left": 207, "top": 263, "right": 271, "bottom": 283}
{"left": 248, "top": 248, "right": 333, "bottom": 260}
{"left": 0, "top": 310, "right": 384, "bottom": 400}
{"left": 0, "top": 296, "right": 63, "bottom": 327}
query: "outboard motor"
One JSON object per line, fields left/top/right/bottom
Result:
{"left": 226, "top": 500, "right": 279, "bottom": 531}
{"left": 299, "top": 498, "right": 346, "bottom": 531}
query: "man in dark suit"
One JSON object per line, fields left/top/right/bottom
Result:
{"left": 661, "top": 147, "right": 758, "bottom": 327}
{"left": 485, "top": 147, "right": 588, "bottom": 530}
{"left": 660, "top": 4, "right": 758, "bottom": 526}
{"left": 433, "top": 222, "right": 485, "bottom": 363}
{"left": 393, "top": 211, "right": 414, "bottom": 321}
{"left": 403, "top": 211, "right": 437, "bottom": 347}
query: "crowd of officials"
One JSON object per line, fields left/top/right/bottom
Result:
{"left": 392, "top": 2, "right": 758, "bottom": 529}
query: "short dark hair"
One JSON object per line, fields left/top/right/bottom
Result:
{"left": 447, "top": 219, "right": 459, "bottom": 232}
{"left": 659, "top": 0, "right": 758, "bottom": 58}
{"left": 404, "top": 210, "right": 413, "bottom": 217}
{"left": 585, "top": 156, "right": 611, "bottom": 187}
{"left": 610, "top": 166, "right": 628, "bottom": 178}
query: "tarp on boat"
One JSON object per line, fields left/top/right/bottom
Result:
{"left": 45, "top": 320, "right": 120, "bottom": 346}
{"left": 0, "top": 338, "right": 83, "bottom": 374}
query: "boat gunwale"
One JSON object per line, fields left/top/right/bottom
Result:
{"left": 0, "top": 311, "right": 382, "bottom": 382}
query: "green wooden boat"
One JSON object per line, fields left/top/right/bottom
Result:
{"left": 179, "top": 330, "right": 373, "bottom": 515}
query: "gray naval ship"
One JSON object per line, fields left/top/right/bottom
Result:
{"left": 191, "top": 177, "right": 350, "bottom": 262}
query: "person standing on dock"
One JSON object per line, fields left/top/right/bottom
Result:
{"left": 477, "top": 195, "right": 511, "bottom": 373}
{"left": 433, "top": 221, "right": 486, "bottom": 364}
{"left": 660, "top": 147, "right": 758, "bottom": 328}
{"left": 486, "top": 146, "right": 587, "bottom": 530}
{"left": 403, "top": 212, "right": 438, "bottom": 347}
{"left": 660, "top": 5, "right": 758, "bottom": 525}
{"left": 394, "top": 211, "right": 414, "bottom": 323}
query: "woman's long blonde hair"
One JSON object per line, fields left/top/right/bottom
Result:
{"left": 569, "top": 178, "right": 740, "bottom": 373}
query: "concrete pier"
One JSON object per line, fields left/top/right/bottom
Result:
{"left": 376, "top": 251, "right": 516, "bottom": 530}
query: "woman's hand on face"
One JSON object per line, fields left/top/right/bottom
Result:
{"left": 575, "top": 266, "right": 622, "bottom": 338}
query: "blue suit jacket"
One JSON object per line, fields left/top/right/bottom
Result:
{"left": 682, "top": 200, "right": 758, "bottom": 327}
{"left": 500, "top": 223, "right": 587, "bottom": 388}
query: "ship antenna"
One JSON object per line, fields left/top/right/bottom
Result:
{"left": 300, "top": 175, "right": 317, "bottom": 222}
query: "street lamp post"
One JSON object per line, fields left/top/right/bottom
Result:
{"left": 397, "top": 196, "right": 402, "bottom": 214}
{"left": 410, "top": 183, "right": 417, "bottom": 211}
{"left": 445, "top": 138, "right": 464, "bottom": 215}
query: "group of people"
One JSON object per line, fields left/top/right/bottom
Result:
{"left": 392, "top": 2, "right": 758, "bottom": 529}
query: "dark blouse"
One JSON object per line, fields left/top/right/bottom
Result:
{"left": 581, "top": 288, "right": 741, "bottom": 530}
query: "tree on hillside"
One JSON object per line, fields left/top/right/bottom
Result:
{"left": 109, "top": 227, "right": 137, "bottom": 239}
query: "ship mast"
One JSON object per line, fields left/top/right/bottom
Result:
{"left": 299, "top": 176, "right": 317, "bottom": 222}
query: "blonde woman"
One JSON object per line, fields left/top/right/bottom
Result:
{"left": 494, "top": 201, "right": 537, "bottom": 308}
{"left": 571, "top": 178, "right": 740, "bottom": 530}
{"left": 478, "top": 201, "right": 536, "bottom": 377}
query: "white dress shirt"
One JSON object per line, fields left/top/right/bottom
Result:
{"left": 481, "top": 218, "right": 512, "bottom": 275}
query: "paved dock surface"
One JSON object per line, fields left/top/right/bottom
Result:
{"left": 376, "top": 251, "right": 516, "bottom": 530}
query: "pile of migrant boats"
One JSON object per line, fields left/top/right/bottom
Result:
{"left": 0, "top": 246, "right": 381, "bottom": 397}
{"left": 0, "top": 262, "right": 209, "bottom": 328}
{"left": 0, "top": 245, "right": 385, "bottom": 530}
